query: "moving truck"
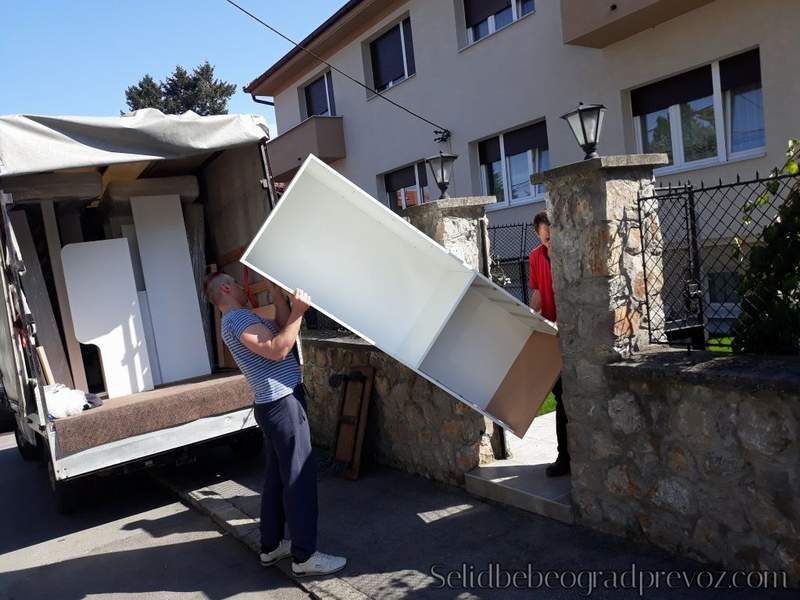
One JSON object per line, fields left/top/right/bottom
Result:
{"left": 0, "top": 109, "right": 281, "bottom": 512}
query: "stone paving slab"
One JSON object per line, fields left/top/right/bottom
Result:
{"left": 153, "top": 464, "right": 369, "bottom": 600}
{"left": 154, "top": 446, "right": 797, "bottom": 599}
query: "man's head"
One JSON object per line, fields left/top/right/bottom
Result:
{"left": 533, "top": 210, "right": 551, "bottom": 251}
{"left": 203, "top": 271, "right": 247, "bottom": 308}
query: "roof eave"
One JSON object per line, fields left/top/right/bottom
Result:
{"left": 244, "top": 0, "right": 368, "bottom": 96}
{"left": 244, "top": 0, "right": 405, "bottom": 97}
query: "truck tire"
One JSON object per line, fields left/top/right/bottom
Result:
{"left": 47, "top": 454, "right": 79, "bottom": 515}
{"left": 14, "top": 422, "right": 40, "bottom": 461}
{"left": 229, "top": 429, "right": 264, "bottom": 460}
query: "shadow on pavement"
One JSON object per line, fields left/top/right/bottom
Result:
{"left": 2, "top": 535, "right": 290, "bottom": 600}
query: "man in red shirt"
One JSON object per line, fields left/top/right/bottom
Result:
{"left": 528, "top": 211, "right": 570, "bottom": 477}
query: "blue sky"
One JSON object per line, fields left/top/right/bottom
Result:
{"left": 0, "top": 0, "right": 347, "bottom": 135}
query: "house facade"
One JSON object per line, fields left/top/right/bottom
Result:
{"left": 246, "top": 0, "right": 798, "bottom": 227}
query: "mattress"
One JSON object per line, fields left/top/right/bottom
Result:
{"left": 52, "top": 372, "right": 254, "bottom": 457}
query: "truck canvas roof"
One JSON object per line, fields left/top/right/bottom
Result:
{"left": 0, "top": 108, "right": 270, "bottom": 178}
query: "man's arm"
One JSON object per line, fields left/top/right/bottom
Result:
{"left": 529, "top": 289, "right": 542, "bottom": 312}
{"left": 529, "top": 252, "right": 541, "bottom": 312}
{"left": 240, "top": 289, "right": 310, "bottom": 360}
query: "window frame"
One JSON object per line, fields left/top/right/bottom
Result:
{"left": 370, "top": 18, "right": 415, "bottom": 93}
{"left": 465, "top": 0, "right": 534, "bottom": 45}
{"left": 384, "top": 161, "right": 430, "bottom": 211}
{"left": 632, "top": 54, "right": 765, "bottom": 177}
{"left": 302, "top": 71, "right": 335, "bottom": 118}
{"left": 479, "top": 129, "right": 547, "bottom": 211}
{"left": 724, "top": 84, "right": 767, "bottom": 162}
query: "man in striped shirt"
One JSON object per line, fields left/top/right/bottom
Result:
{"left": 204, "top": 272, "right": 346, "bottom": 577}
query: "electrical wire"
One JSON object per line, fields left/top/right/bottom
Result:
{"left": 224, "top": 0, "right": 451, "bottom": 141}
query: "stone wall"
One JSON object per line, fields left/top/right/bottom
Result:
{"left": 592, "top": 350, "right": 800, "bottom": 584}
{"left": 542, "top": 154, "right": 799, "bottom": 587}
{"left": 300, "top": 335, "right": 497, "bottom": 486}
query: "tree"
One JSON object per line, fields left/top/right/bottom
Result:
{"left": 124, "top": 74, "right": 162, "bottom": 112}
{"left": 731, "top": 139, "right": 800, "bottom": 355}
{"left": 124, "top": 61, "right": 237, "bottom": 116}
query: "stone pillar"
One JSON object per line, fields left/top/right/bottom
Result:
{"left": 539, "top": 154, "right": 668, "bottom": 522}
{"left": 402, "top": 196, "right": 495, "bottom": 274}
{"left": 403, "top": 196, "right": 503, "bottom": 462}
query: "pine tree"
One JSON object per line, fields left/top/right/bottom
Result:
{"left": 124, "top": 62, "right": 236, "bottom": 116}
{"left": 124, "top": 75, "right": 163, "bottom": 112}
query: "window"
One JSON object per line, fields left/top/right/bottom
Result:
{"left": 385, "top": 162, "right": 430, "bottom": 211}
{"left": 479, "top": 121, "right": 548, "bottom": 208}
{"left": 370, "top": 18, "right": 415, "bottom": 92}
{"left": 479, "top": 137, "right": 505, "bottom": 203}
{"left": 464, "top": 0, "right": 535, "bottom": 44}
{"left": 304, "top": 71, "right": 335, "bottom": 118}
{"left": 632, "top": 48, "right": 764, "bottom": 173}
{"left": 721, "top": 49, "right": 765, "bottom": 155}
{"left": 708, "top": 271, "right": 740, "bottom": 304}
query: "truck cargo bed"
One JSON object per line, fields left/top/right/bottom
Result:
{"left": 53, "top": 372, "right": 254, "bottom": 457}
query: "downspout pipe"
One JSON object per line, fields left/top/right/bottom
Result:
{"left": 250, "top": 94, "right": 274, "bottom": 107}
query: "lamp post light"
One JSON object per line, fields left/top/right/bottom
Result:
{"left": 426, "top": 152, "right": 458, "bottom": 199}
{"left": 561, "top": 102, "right": 607, "bottom": 160}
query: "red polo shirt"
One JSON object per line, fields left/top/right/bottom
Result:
{"left": 529, "top": 244, "right": 557, "bottom": 322}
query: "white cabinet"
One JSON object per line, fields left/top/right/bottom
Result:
{"left": 242, "top": 155, "right": 561, "bottom": 437}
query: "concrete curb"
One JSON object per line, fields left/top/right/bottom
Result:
{"left": 153, "top": 472, "right": 369, "bottom": 600}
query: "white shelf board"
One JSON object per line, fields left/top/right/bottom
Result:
{"left": 242, "top": 154, "right": 560, "bottom": 437}
{"left": 241, "top": 155, "right": 475, "bottom": 367}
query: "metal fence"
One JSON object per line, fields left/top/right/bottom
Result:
{"left": 486, "top": 222, "right": 541, "bottom": 305}
{"left": 486, "top": 170, "right": 800, "bottom": 354}
{"left": 638, "top": 171, "right": 800, "bottom": 352}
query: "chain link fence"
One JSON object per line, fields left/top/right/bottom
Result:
{"left": 486, "top": 222, "right": 542, "bottom": 305}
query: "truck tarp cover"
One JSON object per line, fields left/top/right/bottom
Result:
{"left": 0, "top": 108, "right": 270, "bottom": 177}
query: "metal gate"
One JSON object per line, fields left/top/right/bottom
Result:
{"left": 636, "top": 171, "right": 800, "bottom": 351}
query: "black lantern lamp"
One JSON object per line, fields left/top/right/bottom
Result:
{"left": 561, "top": 102, "right": 607, "bottom": 160}
{"left": 426, "top": 152, "right": 458, "bottom": 199}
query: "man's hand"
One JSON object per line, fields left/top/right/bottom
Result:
{"left": 291, "top": 288, "right": 311, "bottom": 316}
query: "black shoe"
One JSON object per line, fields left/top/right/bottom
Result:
{"left": 545, "top": 455, "right": 571, "bottom": 477}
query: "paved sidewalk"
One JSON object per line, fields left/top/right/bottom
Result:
{"left": 156, "top": 445, "right": 795, "bottom": 600}
{"left": 0, "top": 432, "right": 308, "bottom": 600}
{"left": 505, "top": 410, "right": 559, "bottom": 464}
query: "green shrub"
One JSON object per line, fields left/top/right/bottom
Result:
{"left": 731, "top": 140, "right": 800, "bottom": 355}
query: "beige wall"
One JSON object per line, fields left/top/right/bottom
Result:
{"left": 270, "top": 0, "right": 799, "bottom": 227}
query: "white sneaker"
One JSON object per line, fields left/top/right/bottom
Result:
{"left": 291, "top": 551, "right": 347, "bottom": 577}
{"left": 260, "top": 539, "right": 291, "bottom": 566}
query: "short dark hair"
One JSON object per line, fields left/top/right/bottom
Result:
{"left": 533, "top": 211, "right": 550, "bottom": 231}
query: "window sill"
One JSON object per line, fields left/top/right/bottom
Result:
{"left": 486, "top": 194, "right": 545, "bottom": 212}
{"left": 458, "top": 11, "right": 535, "bottom": 54}
{"left": 367, "top": 74, "right": 416, "bottom": 101}
{"left": 653, "top": 148, "right": 767, "bottom": 178}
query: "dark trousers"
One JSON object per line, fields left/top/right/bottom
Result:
{"left": 552, "top": 376, "right": 570, "bottom": 461}
{"left": 253, "top": 384, "right": 318, "bottom": 563}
